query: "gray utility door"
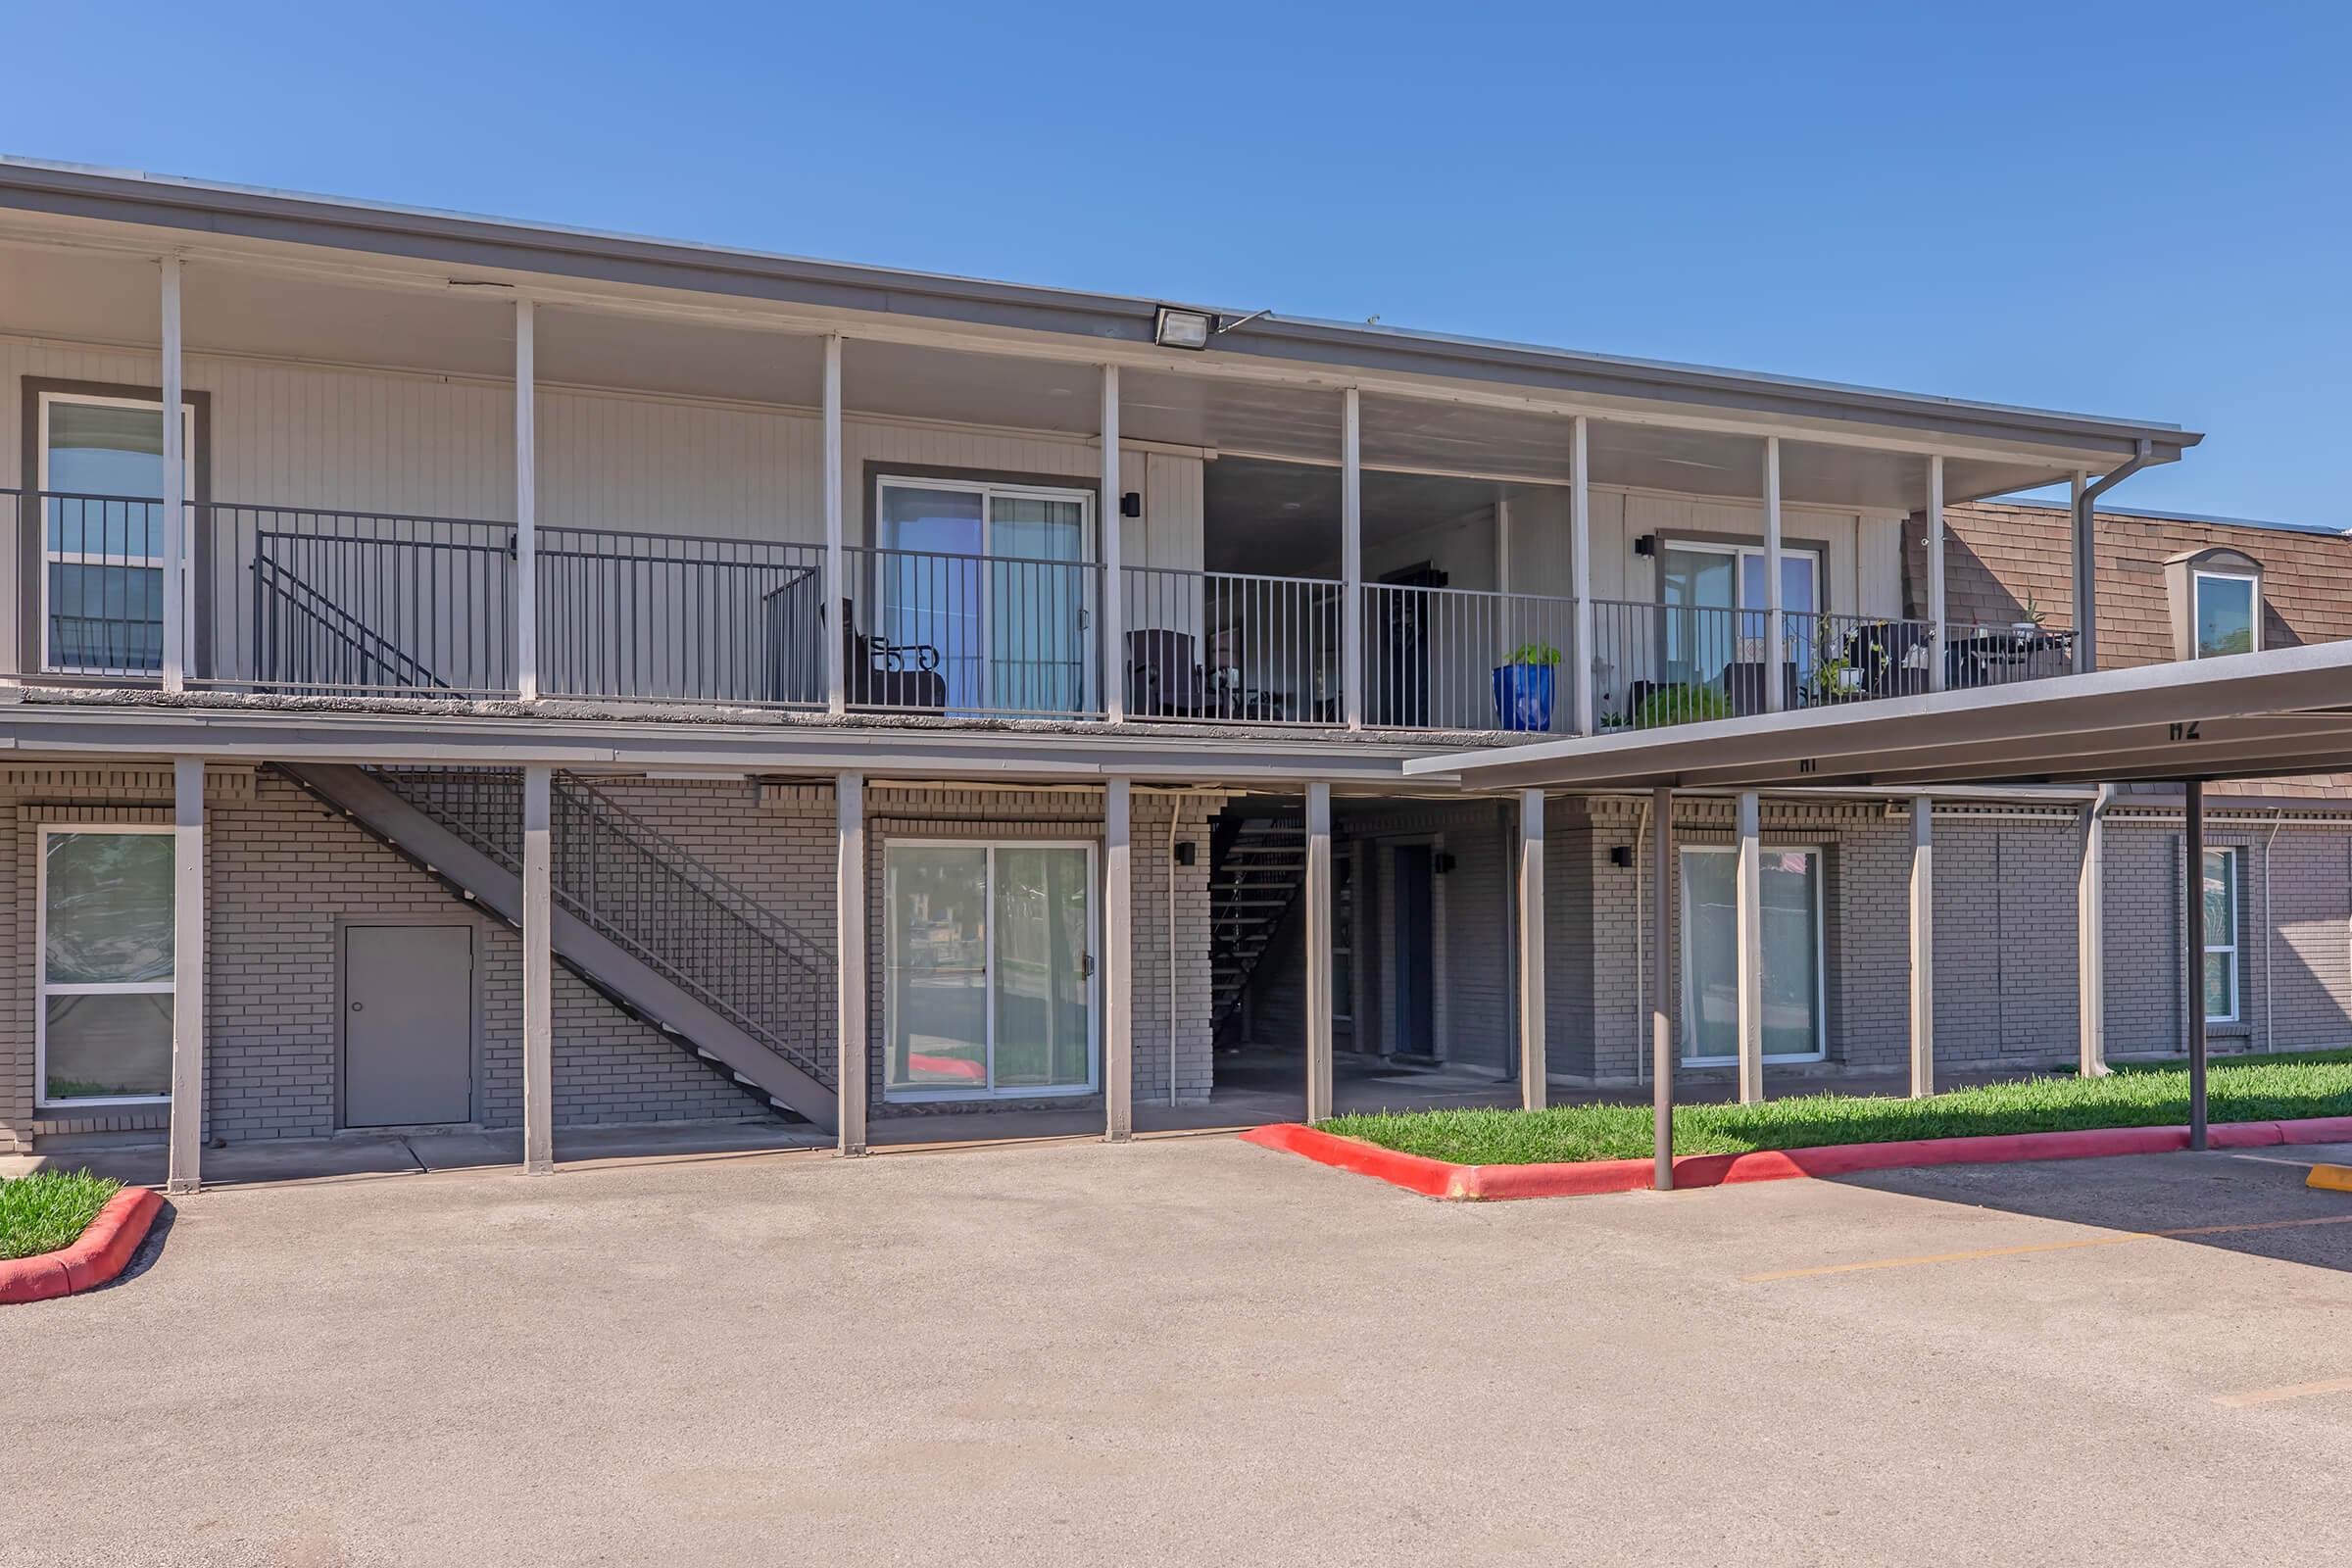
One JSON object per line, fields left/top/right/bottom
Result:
{"left": 343, "top": 924, "right": 474, "bottom": 1127}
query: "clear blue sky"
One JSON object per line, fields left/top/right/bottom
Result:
{"left": 4, "top": 2, "right": 2343, "bottom": 524}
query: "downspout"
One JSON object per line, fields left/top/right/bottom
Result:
{"left": 2072, "top": 438, "right": 2158, "bottom": 673}
{"left": 2263, "top": 806, "right": 2285, "bottom": 1055}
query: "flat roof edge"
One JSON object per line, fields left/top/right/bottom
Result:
{"left": 0, "top": 157, "right": 2198, "bottom": 457}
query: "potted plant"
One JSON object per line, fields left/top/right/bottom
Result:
{"left": 1492, "top": 641, "right": 1561, "bottom": 732}
{"left": 2012, "top": 597, "right": 2048, "bottom": 641}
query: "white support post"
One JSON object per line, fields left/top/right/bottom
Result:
{"left": 1908, "top": 796, "right": 1936, "bottom": 1098}
{"left": 1927, "top": 455, "right": 1947, "bottom": 694}
{"left": 823, "top": 333, "right": 847, "bottom": 716}
{"left": 836, "top": 771, "right": 868, "bottom": 1154}
{"left": 1762, "top": 436, "right": 1785, "bottom": 714}
{"left": 1101, "top": 365, "right": 1124, "bottom": 723}
{"left": 2077, "top": 782, "right": 2111, "bottom": 1076}
{"left": 1650, "top": 787, "right": 1675, "bottom": 1191}
{"left": 160, "top": 257, "right": 186, "bottom": 694}
{"left": 1303, "top": 782, "right": 1335, "bottom": 1120}
{"left": 520, "top": 764, "right": 554, "bottom": 1174}
{"left": 1102, "top": 777, "right": 1134, "bottom": 1140}
{"left": 1517, "top": 789, "right": 1546, "bottom": 1110}
{"left": 2071, "top": 469, "right": 2094, "bottom": 674}
{"left": 1735, "top": 790, "right": 1765, "bottom": 1104}
{"left": 1569, "top": 416, "right": 1594, "bottom": 737}
{"left": 514, "top": 300, "right": 539, "bottom": 702}
{"left": 1341, "top": 390, "right": 1363, "bottom": 730}
{"left": 165, "top": 757, "right": 205, "bottom": 1195}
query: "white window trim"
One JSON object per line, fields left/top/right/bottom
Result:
{"left": 2203, "top": 846, "right": 2240, "bottom": 1025}
{"left": 2190, "top": 568, "right": 2262, "bottom": 660}
{"left": 1678, "top": 841, "right": 1829, "bottom": 1067}
{"left": 36, "top": 390, "right": 197, "bottom": 677}
{"left": 34, "top": 822, "right": 176, "bottom": 1109}
{"left": 882, "top": 837, "right": 1102, "bottom": 1103}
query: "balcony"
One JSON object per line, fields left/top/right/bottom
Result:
{"left": 20, "top": 488, "right": 2089, "bottom": 737}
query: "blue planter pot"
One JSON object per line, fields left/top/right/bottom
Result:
{"left": 1492, "top": 662, "right": 1555, "bottom": 732}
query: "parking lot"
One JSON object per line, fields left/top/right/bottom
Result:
{"left": 8, "top": 1134, "right": 2350, "bottom": 1566}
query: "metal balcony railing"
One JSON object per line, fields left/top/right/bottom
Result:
{"left": 844, "top": 544, "right": 1102, "bottom": 718}
{"left": 1359, "top": 582, "right": 1578, "bottom": 733}
{"left": 1121, "top": 565, "right": 1342, "bottom": 724}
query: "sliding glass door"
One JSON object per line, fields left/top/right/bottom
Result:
{"left": 1657, "top": 542, "right": 1820, "bottom": 692}
{"left": 1679, "top": 844, "right": 1826, "bottom": 1064}
{"left": 884, "top": 841, "right": 1097, "bottom": 1099}
{"left": 875, "top": 478, "right": 1094, "bottom": 714}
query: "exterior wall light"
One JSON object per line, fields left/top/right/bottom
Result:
{"left": 1153, "top": 307, "right": 1214, "bottom": 350}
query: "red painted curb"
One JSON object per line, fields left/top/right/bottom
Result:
{"left": 0, "top": 1187, "right": 163, "bottom": 1304}
{"left": 1243, "top": 1115, "right": 2352, "bottom": 1202}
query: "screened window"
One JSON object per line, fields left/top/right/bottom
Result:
{"left": 2191, "top": 571, "right": 2259, "bottom": 659}
{"left": 38, "top": 828, "right": 175, "bottom": 1104}
{"left": 2202, "top": 848, "right": 2239, "bottom": 1024}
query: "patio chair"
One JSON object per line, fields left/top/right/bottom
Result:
{"left": 841, "top": 598, "right": 948, "bottom": 711}
{"left": 1126, "top": 628, "right": 1206, "bottom": 718}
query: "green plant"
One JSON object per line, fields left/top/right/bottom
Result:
{"left": 1632, "top": 683, "right": 1730, "bottom": 728}
{"left": 1503, "top": 641, "right": 1562, "bottom": 667}
{"left": 2018, "top": 597, "right": 2048, "bottom": 627}
{"left": 0, "top": 1168, "right": 123, "bottom": 1260}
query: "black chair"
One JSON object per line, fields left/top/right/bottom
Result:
{"left": 841, "top": 598, "right": 948, "bottom": 711}
{"left": 1126, "top": 629, "right": 1205, "bottom": 718}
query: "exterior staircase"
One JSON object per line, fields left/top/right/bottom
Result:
{"left": 280, "top": 763, "right": 836, "bottom": 1130}
{"left": 1209, "top": 812, "right": 1309, "bottom": 1041}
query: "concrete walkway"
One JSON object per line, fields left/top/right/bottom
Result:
{"left": 8, "top": 1132, "right": 2352, "bottom": 1565}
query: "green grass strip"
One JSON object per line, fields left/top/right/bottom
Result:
{"left": 1322, "top": 1051, "right": 2352, "bottom": 1166}
{"left": 0, "top": 1168, "right": 125, "bottom": 1261}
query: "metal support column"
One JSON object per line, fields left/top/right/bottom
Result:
{"left": 1762, "top": 436, "right": 1785, "bottom": 713}
{"left": 2078, "top": 782, "right": 2111, "bottom": 1076}
{"left": 1927, "top": 456, "right": 1947, "bottom": 694}
{"left": 1569, "top": 416, "right": 1593, "bottom": 736}
{"left": 2184, "top": 779, "right": 2209, "bottom": 1152}
{"left": 1650, "top": 787, "right": 1675, "bottom": 1191}
{"left": 520, "top": 763, "right": 554, "bottom": 1174}
{"left": 1341, "top": 392, "right": 1363, "bottom": 730}
{"left": 836, "top": 771, "right": 868, "bottom": 1155}
{"left": 165, "top": 757, "right": 205, "bottom": 1195}
{"left": 1101, "top": 365, "right": 1124, "bottom": 723}
{"left": 160, "top": 257, "right": 186, "bottom": 694}
{"left": 1735, "top": 790, "right": 1765, "bottom": 1103}
{"left": 1517, "top": 788, "right": 1546, "bottom": 1110}
{"left": 823, "top": 333, "right": 847, "bottom": 715}
{"left": 1303, "top": 782, "right": 1335, "bottom": 1120}
{"left": 1908, "top": 796, "right": 1936, "bottom": 1098}
{"left": 514, "top": 300, "right": 539, "bottom": 701}
{"left": 1103, "top": 777, "right": 1134, "bottom": 1140}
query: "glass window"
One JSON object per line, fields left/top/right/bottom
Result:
{"left": 2203, "top": 848, "right": 2239, "bottom": 1024}
{"left": 40, "top": 395, "right": 193, "bottom": 676}
{"left": 2192, "top": 572, "right": 2258, "bottom": 659}
{"left": 1680, "top": 845, "right": 1825, "bottom": 1064}
{"left": 40, "top": 829, "right": 175, "bottom": 1103}
{"left": 884, "top": 842, "right": 1097, "bottom": 1098}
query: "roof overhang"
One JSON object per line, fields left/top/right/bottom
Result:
{"left": 1406, "top": 642, "right": 2352, "bottom": 793}
{"left": 0, "top": 159, "right": 2197, "bottom": 484}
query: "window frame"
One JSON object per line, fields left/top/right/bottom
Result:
{"left": 2202, "top": 846, "right": 2240, "bottom": 1026}
{"left": 34, "top": 822, "right": 177, "bottom": 1109}
{"left": 1677, "top": 841, "right": 1829, "bottom": 1067}
{"left": 881, "top": 836, "right": 1102, "bottom": 1103}
{"left": 36, "top": 390, "right": 198, "bottom": 677}
{"left": 2189, "top": 567, "right": 2262, "bottom": 660}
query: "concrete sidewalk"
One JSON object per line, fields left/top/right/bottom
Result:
{"left": 8, "top": 1131, "right": 2352, "bottom": 1566}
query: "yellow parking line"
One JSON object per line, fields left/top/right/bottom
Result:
{"left": 2215, "top": 1375, "right": 2352, "bottom": 1408}
{"left": 1741, "top": 1213, "right": 2352, "bottom": 1283}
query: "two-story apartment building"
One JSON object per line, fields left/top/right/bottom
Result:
{"left": 0, "top": 158, "right": 2342, "bottom": 1189}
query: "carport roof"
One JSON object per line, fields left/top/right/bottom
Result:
{"left": 1406, "top": 641, "right": 2352, "bottom": 793}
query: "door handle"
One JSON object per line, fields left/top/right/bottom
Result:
{"left": 350, "top": 1002, "right": 366, "bottom": 1012}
